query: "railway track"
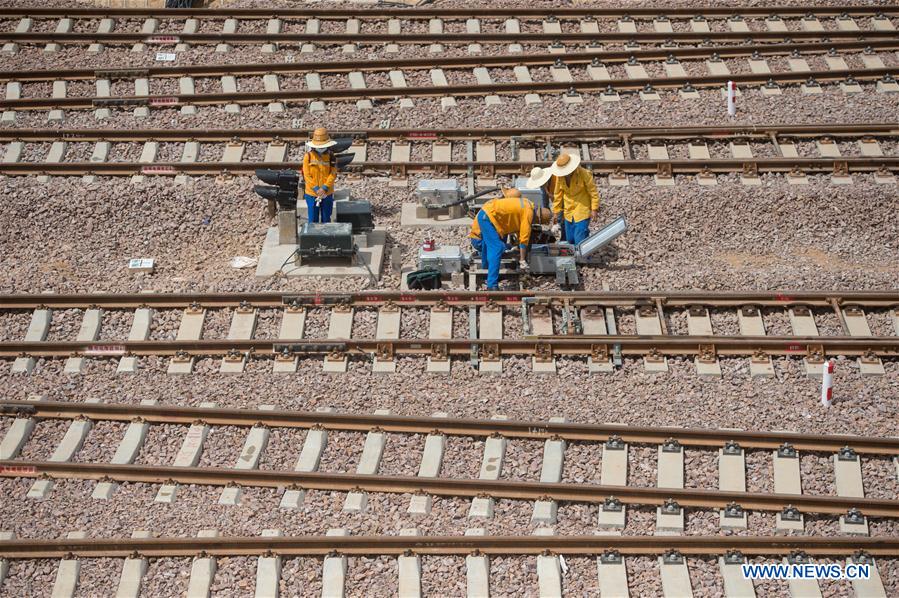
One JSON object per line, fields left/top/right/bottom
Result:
{"left": 0, "top": 46, "right": 896, "bottom": 115}
{"left": 2, "top": 401, "right": 897, "bottom": 519}
{"left": 1, "top": 291, "right": 897, "bottom": 375}
{"left": 0, "top": 6, "right": 895, "bottom": 51}
{"left": 2, "top": 123, "right": 897, "bottom": 182}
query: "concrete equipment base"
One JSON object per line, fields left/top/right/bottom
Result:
{"left": 255, "top": 227, "right": 386, "bottom": 279}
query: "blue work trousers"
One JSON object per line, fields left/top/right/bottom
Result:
{"left": 304, "top": 194, "right": 334, "bottom": 223}
{"left": 564, "top": 217, "right": 591, "bottom": 245}
{"left": 470, "top": 210, "right": 505, "bottom": 290}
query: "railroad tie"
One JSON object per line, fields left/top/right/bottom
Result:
{"left": 254, "top": 529, "right": 282, "bottom": 598}
{"left": 801, "top": 15, "right": 824, "bottom": 32}
{"left": 842, "top": 305, "right": 885, "bottom": 375}
{"left": 116, "top": 306, "right": 153, "bottom": 373}
{"left": 848, "top": 552, "right": 889, "bottom": 597}
{"left": 580, "top": 305, "right": 613, "bottom": 372}
{"left": 396, "top": 528, "right": 423, "bottom": 598}
{"left": 686, "top": 305, "right": 721, "bottom": 377}
{"left": 786, "top": 306, "right": 820, "bottom": 376}
{"left": 472, "top": 68, "right": 501, "bottom": 106}
{"left": 280, "top": 406, "right": 334, "bottom": 508}
{"left": 617, "top": 17, "right": 637, "bottom": 34}
{"left": 1, "top": 81, "right": 20, "bottom": 123}
{"left": 173, "top": 142, "right": 200, "bottom": 186}
{"left": 94, "top": 78, "right": 111, "bottom": 120}
{"left": 263, "top": 19, "right": 281, "bottom": 54}
{"left": 306, "top": 72, "right": 327, "bottom": 114}
{"left": 1, "top": 17, "right": 29, "bottom": 53}
{"left": 655, "top": 437, "right": 685, "bottom": 535}
{"left": 343, "top": 412, "right": 390, "bottom": 513}
{"left": 428, "top": 19, "right": 443, "bottom": 54}
{"left": 10, "top": 306, "right": 52, "bottom": 374}
{"left": 37, "top": 139, "right": 67, "bottom": 184}
{"left": 50, "top": 531, "right": 85, "bottom": 598}
{"left": 63, "top": 308, "right": 103, "bottom": 375}
{"left": 0, "top": 413, "right": 35, "bottom": 460}
{"left": 528, "top": 304, "right": 557, "bottom": 374}
{"left": 133, "top": 78, "right": 150, "bottom": 119}
{"left": 604, "top": 143, "right": 629, "bottom": 187}
{"left": 262, "top": 74, "right": 284, "bottom": 113}
{"left": 647, "top": 141, "right": 674, "bottom": 186}
{"left": 464, "top": 528, "right": 490, "bottom": 597}
{"left": 596, "top": 549, "right": 629, "bottom": 596}
{"left": 322, "top": 306, "right": 353, "bottom": 373}
{"left": 736, "top": 306, "right": 774, "bottom": 377}
{"left": 43, "top": 17, "right": 71, "bottom": 53}
{"left": 92, "top": 400, "right": 154, "bottom": 499}
{"left": 748, "top": 55, "right": 771, "bottom": 75}
{"left": 186, "top": 530, "right": 219, "bottom": 598}
{"left": 780, "top": 552, "right": 822, "bottom": 598}
{"left": 167, "top": 306, "right": 206, "bottom": 375}
{"left": 88, "top": 18, "right": 113, "bottom": 53}
{"left": 425, "top": 305, "right": 452, "bottom": 374}
{"left": 219, "top": 306, "right": 258, "bottom": 374}
{"left": 273, "top": 305, "right": 306, "bottom": 374}
{"left": 322, "top": 529, "right": 348, "bottom": 598}
{"left": 717, "top": 437, "right": 748, "bottom": 530}
{"left": 114, "top": 530, "right": 151, "bottom": 598}
{"left": 0, "top": 531, "right": 13, "bottom": 587}
{"left": 466, "top": 19, "right": 481, "bottom": 54}
{"left": 343, "top": 18, "right": 359, "bottom": 54}
{"left": 221, "top": 75, "right": 241, "bottom": 114}
{"left": 834, "top": 447, "right": 868, "bottom": 535}
{"left": 176, "top": 18, "right": 198, "bottom": 52}
{"left": 408, "top": 412, "right": 447, "bottom": 515}
{"left": 429, "top": 68, "right": 456, "bottom": 111}
{"left": 372, "top": 305, "right": 401, "bottom": 373}
{"left": 216, "top": 18, "right": 236, "bottom": 53}
{"left": 301, "top": 19, "right": 318, "bottom": 54}
{"left": 348, "top": 71, "right": 372, "bottom": 111}
{"left": 475, "top": 140, "right": 497, "bottom": 187}
{"left": 477, "top": 303, "right": 503, "bottom": 374}
{"left": 513, "top": 66, "right": 541, "bottom": 106}
{"left": 634, "top": 304, "right": 668, "bottom": 373}
{"left": 653, "top": 16, "right": 673, "bottom": 34}
{"left": 219, "top": 413, "right": 271, "bottom": 505}
{"left": 658, "top": 549, "right": 694, "bottom": 598}
{"left": 535, "top": 527, "right": 564, "bottom": 598}
{"left": 388, "top": 70, "right": 414, "bottom": 110}
{"left": 26, "top": 406, "right": 95, "bottom": 499}
{"left": 468, "top": 415, "right": 507, "bottom": 518}
{"left": 719, "top": 552, "right": 756, "bottom": 598}
{"left": 532, "top": 417, "right": 567, "bottom": 524}
{"left": 598, "top": 433, "right": 628, "bottom": 530}
{"left": 772, "top": 440, "right": 804, "bottom": 532}
{"left": 179, "top": 77, "right": 197, "bottom": 116}
{"left": 155, "top": 404, "right": 215, "bottom": 503}
{"left": 388, "top": 141, "right": 411, "bottom": 187}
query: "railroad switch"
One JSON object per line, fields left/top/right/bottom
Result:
{"left": 777, "top": 443, "right": 798, "bottom": 459}
{"left": 662, "top": 549, "right": 684, "bottom": 565}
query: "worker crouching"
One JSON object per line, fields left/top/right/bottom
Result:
{"left": 552, "top": 152, "right": 599, "bottom": 245}
{"left": 302, "top": 127, "right": 338, "bottom": 223}
{"left": 469, "top": 188, "right": 552, "bottom": 291}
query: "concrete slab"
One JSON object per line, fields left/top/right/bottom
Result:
{"left": 466, "top": 550, "right": 490, "bottom": 598}
{"left": 848, "top": 557, "right": 887, "bottom": 597}
{"left": 659, "top": 557, "right": 693, "bottom": 597}
{"left": 843, "top": 307, "right": 885, "bottom": 375}
{"left": 720, "top": 557, "right": 755, "bottom": 598}
{"left": 0, "top": 417, "right": 35, "bottom": 459}
{"left": 426, "top": 306, "right": 453, "bottom": 373}
{"left": 167, "top": 308, "right": 205, "bottom": 375}
{"left": 92, "top": 416, "right": 150, "bottom": 499}
{"left": 597, "top": 556, "right": 629, "bottom": 597}
{"left": 787, "top": 307, "right": 820, "bottom": 376}
{"left": 51, "top": 532, "right": 84, "bottom": 597}
{"left": 115, "top": 531, "right": 150, "bottom": 597}
{"left": 478, "top": 306, "right": 503, "bottom": 374}
{"left": 117, "top": 307, "right": 153, "bottom": 372}
{"left": 372, "top": 307, "right": 401, "bottom": 373}
{"left": 635, "top": 307, "right": 668, "bottom": 372}
{"left": 63, "top": 308, "right": 103, "bottom": 374}
{"left": 186, "top": 534, "right": 218, "bottom": 598}
{"left": 155, "top": 421, "right": 209, "bottom": 502}
{"left": 254, "top": 530, "right": 282, "bottom": 598}
{"left": 273, "top": 307, "right": 305, "bottom": 374}
{"left": 255, "top": 227, "right": 385, "bottom": 280}
{"left": 322, "top": 529, "right": 348, "bottom": 598}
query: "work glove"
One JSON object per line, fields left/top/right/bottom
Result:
{"left": 550, "top": 223, "right": 561, "bottom": 237}
{"left": 518, "top": 259, "right": 530, "bottom": 272}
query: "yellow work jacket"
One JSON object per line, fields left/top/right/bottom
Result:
{"left": 553, "top": 166, "right": 600, "bottom": 223}
{"left": 469, "top": 196, "right": 535, "bottom": 248}
{"left": 302, "top": 150, "right": 337, "bottom": 196}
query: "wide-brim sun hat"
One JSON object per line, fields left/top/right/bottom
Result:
{"left": 553, "top": 152, "right": 580, "bottom": 176}
{"left": 306, "top": 127, "right": 338, "bottom": 149}
{"left": 524, "top": 166, "right": 554, "bottom": 189}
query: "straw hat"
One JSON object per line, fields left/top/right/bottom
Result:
{"left": 524, "top": 166, "right": 554, "bottom": 189}
{"left": 553, "top": 152, "right": 580, "bottom": 176}
{"left": 306, "top": 127, "right": 337, "bottom": 149}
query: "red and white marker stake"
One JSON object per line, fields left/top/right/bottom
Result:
{"left": 726, "top": 81, "right": 736, "bottom": 117}
{"left": 820, "top": 359, "right": 834, "bottom": 407}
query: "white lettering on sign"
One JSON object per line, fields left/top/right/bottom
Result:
{"left": 155, "top": 52, "right": 177, "bottom": 61}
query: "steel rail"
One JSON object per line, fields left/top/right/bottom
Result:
{"left": 2, "top": 67, "right": 893, "bottom": 111}
{"left": 2, "top": 6, "right": 896, "bottom": 19}
{"left": 1, "top": 291, "right": 897, "bottom": 309}
{"left": 6, "top": 400, "right": 898, "bottom": 454}
{"left": 3, "top": 158, "right": 896, "bottom": 178}
{"left": 1, "top": 39, "right": 895, "bottom": 83}
{"left": 1, "top": 123, "right": 897, "bottom": 143}
{"left": 1, "top": 30, "right": 896, "bottom": 47}
{"left": 3, "top": 461, "right": 896, "bottom": 517}
{"left": 0, "top": 336, "right": 897, "bottom": 359}
{"left": 1, "top": 534, "right": 896, "bottom": 559}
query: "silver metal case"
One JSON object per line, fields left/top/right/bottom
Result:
{"left": 527, "top": 243, "right": 576, "bottom": 273}
{"left": 514, "top": 176, "right": 549, "bottom": 210}
{"left": 415, "top": 179, "right": 463, "bottom": 207}
{"left": 418, "top": 245, "right": 465, "bottom": 274}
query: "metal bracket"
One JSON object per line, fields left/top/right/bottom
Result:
{"left": 662, "top": 438, "right": 682, "bottom": 453}
{"left": 376, "top": 342, "right": 394, "bottom": 362}
{"left": 603, "top": 496, "right": 623, "bottom": 512}
{"left": 661, "top": 498, "right": 681, "bottom": 515}
{"left": 723, "top": 502, "right": 744, "bottom": 519}
{"left": 724, "top": 550, "right": 744, "bottom": 565}
{"left": 805, "top": 344, "right": 824, "bottom": 364}
{"left": 777, "top": 443, "right": 797, "bottom": 458}
{"left": 591, "top": 344, "right": 609, "bottom": 363}
{"left": 838, "top": 446, "right": 858, "bottom": 461}
{"left": 481, "top": 343, "right": 500, "bottom": 362}
{"left": 844, "top": 507, "right": 865, "bottom": 525}
{"left": 605, "top": 435, "right": 625, "bottom": 450}
{"left": 697, "top": 344, "right": 717, "bottom": 364}
{"left": 534, "top": 342, "right": 553, "bottom": 363}
{"left": 601, "top": 550, "right": 622, "bottom": 565}
{"left": 781, "top": 505, "right": 802, "bottom": 521}
{"left": 723, "top": 440, "right": 742, "bottom": 455}
{"left": 662, "top": 549, "right": 684, "bottom": 565}
{"left": 430, "top": 343, "right": 448, "bottom": 362}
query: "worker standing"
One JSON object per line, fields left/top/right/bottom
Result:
{"left": 302, "top": 127, "right": 338, "bottom": 223}
{"left": 469, "top": 188, "right": 552, "bottom": 291}
{"left": 552, "top": 152, "right": 599, "bottom": 245}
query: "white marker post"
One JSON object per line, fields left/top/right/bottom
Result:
{"left": 820, "top": 359, "right": 834, "bottom": 407}
{"left": 726, "top": 81, "right": 736, "bottom": 117}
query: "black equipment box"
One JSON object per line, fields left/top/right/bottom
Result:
{"left": 297, "top": 223, "right": 354, "bottom": 258}
{"left": 335, "top": 200, "right": 374, "bottom": 233}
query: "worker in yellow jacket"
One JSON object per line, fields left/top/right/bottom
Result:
{"left": 302, "top": 127, "right": 338, "bottom": 223}
{"left": 470, "top": 188, "right": 552, "bottom": 290}
{"left": 552, "top": 152, "right": 599, "bottom": 245}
